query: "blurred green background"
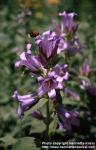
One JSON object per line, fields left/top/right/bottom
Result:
{"left": 0, "top": 0, "right": 96, "bottom": 149}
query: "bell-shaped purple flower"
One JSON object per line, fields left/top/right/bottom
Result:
{"left": 37, "top": 75, "right": 58, "bottom": 98}
{"left": 35, "top": 30, "right": 60, "bottom": 67}
{"left": 50, "top": 64, "right": 69, "bottom": 83}
{"left": 57, "top": 106, "right": 79, "bottom": 131}
{"left": 12, "top": 91, "right": 38, "bottom": 117}
{"left": 35, "top": 30, "right": 57, "bottom": 46}
{"left": 37, "top": 64, "right": 68, "bottom": 99}
{"left": 59, "top": 11, "right": 78, "bottom": 36}
{"left": 15, "top": 50, "right": 41, "bottom": 73}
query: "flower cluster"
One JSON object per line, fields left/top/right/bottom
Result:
{"left": 12, "top": 11, "right": 82, "bottom": 131}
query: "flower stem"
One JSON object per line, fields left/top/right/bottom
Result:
{"left": 46, "top": 100, "right": 50, "bottom": 138}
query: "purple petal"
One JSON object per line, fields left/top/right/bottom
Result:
{"left": 20, "top": 52, "right": 26, "bottom": 60}
{"left": 25, "top": 53, "right": 41, "bottom": 70}
{"left": 37, "top": 85, "right": 46, "bottom": 96}
{"left": 80, "top": 58, "right": 90, "bottom": 76}
{"left": 37, "top": 76, "right": 58, "bottom": 97}
{"left": 59, "top": 123, "right": 64, "bottom": 131}
{"left": 48, "top": 89, "right": 56, "bottom": 98}
{"left": 15, "top": 51, "right": 41, "bottom": 72}
{"left": 57, "top": 106, "right": 80, "bottom": 131}
{"left": 26, "top": 43, "right": 32, "bottom": 50}
{"left": 36, "top": 30, "right": 59, "bottom": 63}
{"left": 17, "top": 105, "right": 24, "bottom": 118}
{"left": 57, "top": 38, "right": 68, "bottom": 54}
{"left": 37, "top": 76, "right": 44, "bottom": 83}
{"left": 12, "top": 91, "right": 38, "bottom": 117}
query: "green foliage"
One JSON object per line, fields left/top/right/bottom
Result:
{"left": 49, "top": 114, "right": 58, "bottom": 136}
{"left": 0, "top": 135, "right": 17, "bottom": 146}
{"left": 12, "top": 137, "right": 39, "bottom": 150}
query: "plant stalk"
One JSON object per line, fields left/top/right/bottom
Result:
{"left": 46, "top": 100, "right": 50, "bottom": 138}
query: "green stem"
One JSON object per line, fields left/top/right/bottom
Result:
{"left": 46, "top": 100, "right": 50, "bottom": 138}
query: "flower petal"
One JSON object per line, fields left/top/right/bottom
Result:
{"left": 48, "top": 89, "right": 56, "bottom": 98}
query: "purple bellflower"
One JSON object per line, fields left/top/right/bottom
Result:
{"left": 51, "top": 64, "right": 69, "bottom": 82}
{"left": 37, "top": 75, "right": 58, "bottom": 98}
{"left": 37, "top": 64, "right": 68, "bottom": 99}
{"left": 57, "top": 106, "right": 79, "bottom": 131}
{"left": 12, "top": 91, "right": 38, "bottom": 117}
{"left": 15, "top": 50, "right": 42, "bottom": 73}
{"left": 35, "top": 30, "right": 60, "bottom": 67}
{"left": 59, "top": 11, "right": 78, "bottom": 36}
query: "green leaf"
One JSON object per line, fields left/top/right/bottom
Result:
{"left": 0, "top": 135, "right": 17, "bottom": 146}
{"left": 79, "top": 75, "right": 90, "bottom": 82}
{"left": 25, "top": 98, "right": 48, "bottom": 116}
{"left": 49, "top": 114, "right": 58, "bottom": 136}
{"left": 12, "top": 137, "right": 39, "bottom": 150}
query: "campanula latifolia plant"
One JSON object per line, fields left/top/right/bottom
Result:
{"left": 12, "top": 11, "right": 93, "bottom": 136}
